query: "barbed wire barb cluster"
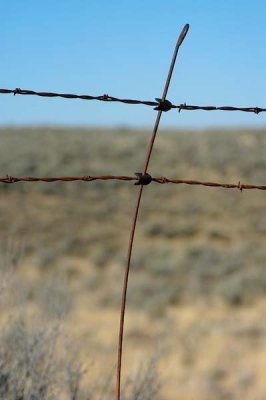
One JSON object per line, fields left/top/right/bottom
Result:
{"left": 1, "top": 87, "right": 265, "bottom": 114}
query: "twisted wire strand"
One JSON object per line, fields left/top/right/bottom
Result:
{"left": 1, "top": 88, "right": 265, "bottom": 114}
{"left": 1, "top": 174, "right": 265, "bottom": 191}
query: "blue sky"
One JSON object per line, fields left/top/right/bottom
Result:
{"left": 1, "top": 1, "right": 266, "bottom": 128}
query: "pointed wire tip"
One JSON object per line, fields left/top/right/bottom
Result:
{"left": 177, "top": 23, "right": 190, "bottom": 47}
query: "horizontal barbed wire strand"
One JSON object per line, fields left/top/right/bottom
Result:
{"left": 1, "top": 175, "right": 265, "bottom": 191}
{"left": 1, "top": 88, "right": 265, "bottom": 114}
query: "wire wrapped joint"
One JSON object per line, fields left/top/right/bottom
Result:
{"left": 253, "top": 107, "right": 261, "bottom": 115}
{"left": 154, "top": 98, "right": 172, "bottom": 112}
{"left": 238, "top": 181, "right": 244, "bottom": 192}
{"left": 134, "top": 172, "right": 153, "bottom": 186}
{"left": 5, "top": 175, "right": 16, "bottom": 183}
{"left": 13, "top": 88, "right": 22, "bottom": 96}
{"left": 178, "top": 102, "right": 187, "bottom": 113}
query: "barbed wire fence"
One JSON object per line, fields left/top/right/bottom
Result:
{"left": 1, "top": 174, "right": 266, "bottom": 191}
{"left": 1, "top": 23, "right": 265, "bottom": 400}
{"left": 1, "top": 87, "right": 266, "bottom": 114}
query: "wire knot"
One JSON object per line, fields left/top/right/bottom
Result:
{"left": 134, "top": 172, "right": 152, "bottom": 186}
{"left": 178, "top": 102, "right": 187, "bottom": 113}
{"left": 13, "top": 88, "right": 21, "bottom": 96}
{"left": 158, "top": 177, "right": 168, "bottom": 183}
{"left": 254, "top": 107, "right": 261, "bottom": 114}
{"left": 154, "top": 98, "right": 172, "bottom": 112}
{"left": 5, "top": 174, "right": 15, "bottom": 183}
{"left": 238, "top": 181, "right": 243, "bottom": 192}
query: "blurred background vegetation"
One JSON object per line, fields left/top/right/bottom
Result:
{"left": 0, "top": 127, "right": 265, "bottom": 399}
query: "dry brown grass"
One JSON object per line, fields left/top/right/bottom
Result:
{"left": 0, "top": 126, "right": 265, "bottom": 398}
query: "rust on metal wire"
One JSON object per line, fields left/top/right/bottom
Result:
{"left": 154, "top": 98, "right": 173, "bottom": 112}
{"left": 134, "top": 172, "right": 153, "bottom": 185}
{"left": 152, "top": 177, "right": 266, "bottom": 191}
{"left": 116, "top": 23, "right": 190, "bottom": 400}
{"left": 1, "top": 87, "right": 265, "bottom": 114}
{"left": 1, "top": 174, "right": 265, "bottom": 190}
{"left": 1, "top": 174, "right": 136, "bottom": 183}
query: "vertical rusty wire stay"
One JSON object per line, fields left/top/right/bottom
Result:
{"left": 116, "top": 23, "right": 190, "bottom": 400}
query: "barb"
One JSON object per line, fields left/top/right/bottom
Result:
{"left": 1, "top": 87, "right": 265, "bottom": 114}
{"left": 1, "top": 174, "right": 265, "bottom": 190}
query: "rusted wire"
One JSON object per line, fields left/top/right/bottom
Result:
{"left": 1, "top": 87, "right": 265, "bottom": 114}
{"left": 1, "top": 175, "right": 136, "bottom": 183}
{"left": 153, "top": 177, "right": 266, "bottom": 191}
{"left": 116, "top": 23, "right": 190, "bottom": 400}
{"left": 1, "top": 174, "right": 265, "bottom": 190}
